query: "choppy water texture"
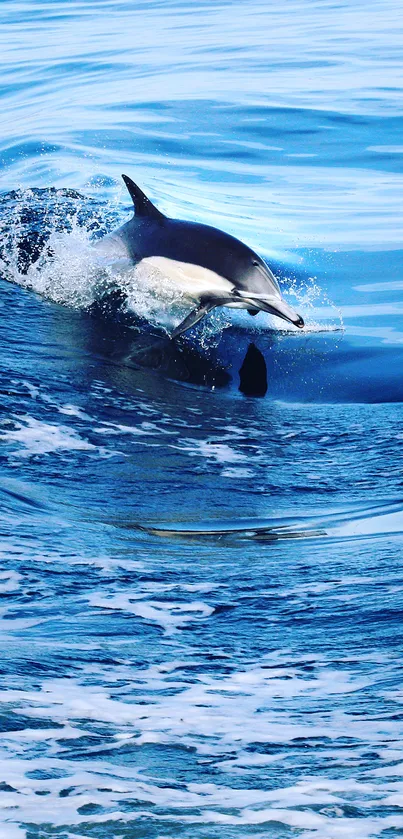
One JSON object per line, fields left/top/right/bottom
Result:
{"left": 1, "top": 1, "right": 403, "bottom": 837}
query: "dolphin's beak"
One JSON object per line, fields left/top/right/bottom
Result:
{"left": 259, "top": 296, "right": 304, "bottom": 328}
{"left": 239, "top": 292, "right": 304, "bottom": 329}
{"left": 250, "top": 262, "right": 305, "bottom": 328}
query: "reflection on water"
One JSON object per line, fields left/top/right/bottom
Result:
{"left": 136, "top": 500, "right": 403, "bottom": 541}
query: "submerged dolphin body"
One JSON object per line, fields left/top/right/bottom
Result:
{"left": 100, "top": 174, "right": 304, "bottom": 338}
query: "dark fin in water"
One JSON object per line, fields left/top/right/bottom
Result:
{"left": 171, "top": 300, "right": 217, "bottom": 339}
{"left": 239, "top": 343, "right": 268, "bottom": 397}
{"left": 247, "top": 309, "right": 259, "bottom": 316}
{"left": 122, "top": 174, "right": 165, "bottom": 221}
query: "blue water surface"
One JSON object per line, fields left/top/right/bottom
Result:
{"left": 1, "top": 1, "right": 403, "bottom": 837}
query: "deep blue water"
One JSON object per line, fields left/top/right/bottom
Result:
{"left": 1, "top": 1, "right": 403, "bottom": 837}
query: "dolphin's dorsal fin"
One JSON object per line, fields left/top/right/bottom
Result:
{"left": 122, "top": 174, "right": 165, "bottom": 221}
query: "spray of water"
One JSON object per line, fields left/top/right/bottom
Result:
{"left": 282, "top": 273, "right": 343, "bottom": 334}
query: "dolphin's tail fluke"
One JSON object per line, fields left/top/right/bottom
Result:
{"left": 172, "top": 291, "right": 304, "bottom": 339}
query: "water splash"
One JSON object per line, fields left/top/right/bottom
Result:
{"left": 0, "top": 189, "right": 118, "bottom": 308}
{"left": 283, "top": 272, "right": 344, "bottom": 334}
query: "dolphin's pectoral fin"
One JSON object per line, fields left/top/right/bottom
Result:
{"left": 172, "top": 294, "right": 241, "bottom": 339}
{"left": 122, "top": 174, "right": 165, "bottom": 222}
{"left": 171, "top": 300, "right": 217, "bottom": 340}
{"left": 247, "top": 309, "right": 259, "bottom": 316}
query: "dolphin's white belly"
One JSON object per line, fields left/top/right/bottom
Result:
{"left": 137, "top": 256, "right": 233, "bottom": 302}
{"left": 94, "top": 237, "right": 233, "bottom": 303}
{"left": 93, "top": 237, "right": 272, "bottom": 330}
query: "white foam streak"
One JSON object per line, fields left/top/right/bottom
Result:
{"left": 0, "top": 415, "right": 105, "bottom": 458}
{"left": 2, "top": 651, "right": 403, "bottom": 837}
{"left": 175, "top": 438, "right": 247, "bottom": 464}
{"left": 89, "top": 593, "right": 215, "bottom": 634}
{"left": 0, "top": 570, "right": 22, "bottom": 593}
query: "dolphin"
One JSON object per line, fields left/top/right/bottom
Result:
{"left": 99, "top": 174, "right": 304, "bottom": 339}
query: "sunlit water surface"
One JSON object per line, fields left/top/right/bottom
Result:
{"left": 1, "top": 1, "right": 403, "bottom": 837}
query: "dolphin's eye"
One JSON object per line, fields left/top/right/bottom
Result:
{"left": 252, "top": 260, "right": 259, "bottom": 267}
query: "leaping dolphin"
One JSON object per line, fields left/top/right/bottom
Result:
{"left": 99, "top": 174, "right": 304, "bottom": 339}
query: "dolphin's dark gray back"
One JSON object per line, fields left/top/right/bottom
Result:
{"left": 120, "top": 176, "right": 272, "bottom": 291}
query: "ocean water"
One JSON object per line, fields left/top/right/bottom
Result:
{"left": 1, "top": 1, "right": 403, "bottom": 837}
